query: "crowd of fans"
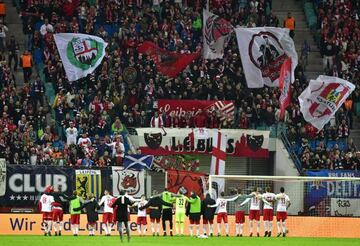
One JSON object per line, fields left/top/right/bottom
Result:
{"left": 0, "top": 0, "right": 358, "bottom": 170}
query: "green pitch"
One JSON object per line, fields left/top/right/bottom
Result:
{"left": 1, "top": 235, "right": 359, "bottom": 246}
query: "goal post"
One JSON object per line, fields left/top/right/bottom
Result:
{"left": 208, "top": 175, "right": 360, "bottom": 238}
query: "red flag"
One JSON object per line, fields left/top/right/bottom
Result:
{"left": 138, "top": 41, "right": 200, "bottom": 78}
{"left": 279, "top": 58, "right": 292, "bottom": 120}
{"left": 166, "top": 170, "right": 207, "bottom": 198}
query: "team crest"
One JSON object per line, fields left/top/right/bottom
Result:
{"left": 114, "top": 169, "right": 142, "bottom": 196}
{"left": 246, "top": 134, "right": 264, "bottom": 151}
{"left": 66, "top": 37, "right": 104, "bottom": 70}
{"left": 248, "top": 31, "right": 288, "bottom": 82}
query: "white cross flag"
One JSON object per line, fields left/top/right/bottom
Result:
{"left": 235, "top": 27, "right": 298, "bottom": 88}
{"left": 298, "top": 75, "right": 355, "bottom": 131}
{"left": 54, "top": 33, "right": 108, "bottom": 82}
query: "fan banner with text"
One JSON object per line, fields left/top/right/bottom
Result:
{"left": 134, "top": 128, "right": 269, "bottom": 158}
{"left": 157, "top": 99, "right": 234, "bottom": 122}
{"left": 305, "top": 170, "right": 360, "bottom": 216}
{"left": 0, "top": 165, "right": 74, "bottom": 212}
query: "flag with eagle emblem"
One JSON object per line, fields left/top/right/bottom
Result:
{"left": 203, "top": 9, "right": 233, "bottom": 60}
{"left": 54, "top": 33, "right": 108, "bottom": 81}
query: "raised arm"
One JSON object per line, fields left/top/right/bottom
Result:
{"left": 240, "top": 197, "right": 251, "bottom": 207}
{"left": 209, "top": 199, "right": 220, "bottom": 208}
{"left": 225, "top": 195, "right": 240, "bottom": 202}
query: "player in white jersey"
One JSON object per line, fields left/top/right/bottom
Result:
{"left": 39, "top": 186, "right": 55, "bottom": 236}
{"left": 209, "top": 192, "right": 239, "bottom": 237}
{"left": 134, "top": 195, "right": 148, "bottom": 236}
{"left": 240, "top": 187, "right": 271, "bottom": 237}
{"left": 99, "top": 190, "right": 114, "bottom": 236}
{"left": 275, "top": 187, "right": 291, "bottom": 237}
{"left": 262, "top": 187, "right": 276, "bottom": 237}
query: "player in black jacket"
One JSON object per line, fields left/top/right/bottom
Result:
{"left": 74, "top": 194, "right": 100, "bottom": 236}
{"left": 51, "top": 185, "right": 69, "bottom": 236}
{"left": 112, "top": 190, "right": 134, "bottom": 242}
{"left": 202, "top": 193, "right": 216, "bottom": 236}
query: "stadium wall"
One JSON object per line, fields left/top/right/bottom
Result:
{"left": 0, "top": 214, "right": 358, "bottom": 238}
{"left": 274, "top": 139, "right": 303, "bottom": 215}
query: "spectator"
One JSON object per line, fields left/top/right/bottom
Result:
{"left": 20, "top": 50, "right": 32, "bottom": 83}
{"left": 150, "top": 111, "right": 163, "bottom": 128}
{"left": 283, "top": 12, "right": 295, "bottom": 39}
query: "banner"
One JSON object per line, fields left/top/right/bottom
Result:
{"left": 331, "top": 198, "right": 360, "bottom": 217}
{"left": 112, "top": 167, "right": 144, "bottom": 198}
{"left": 203, "top": 9, "right": 232, "bottom": 60}
{"left": 135, "top": 128, "right": 269, "bottom": 158}
{"left": 305, "top": 170, "right": 360, "bottom": 216}
{"left": 210, "top": 130, "right": 226, "bottom": 197}
{"left": 123, "top": 155, "right": 153, "bottom": 170}
{"left": 1, "top": 214, "right": 358, "bottom": 237}
{"left": 0, "top": 165, "right": 74, "bottom": 212}
{"left": 279, "top": 57, "right": 292, "bottom": 120}
{"left": 0, "top": 159, "right": 5, "bottom": 196}
{"left": 299, "top": 75, "right": 355, "bottom": 130}
{"left": 138, "top": 41, "right": 200, "bottom": 78}
{"left": 158, "top": 99, "right": 235, "bottom": 122}
{"left": 235, "top": 27, "right": 298, "bottom": 88}
{"left": 166, "top": 170, "right": 208, "bottom": 198}
{"left": 75, "top": 170, "right": 102, "bottom": 199}
{"left": 152, "top": 155, "right": 200, "bottom": 172}
{"left": 54, "top": 33, "right": 108, "bottom": 81}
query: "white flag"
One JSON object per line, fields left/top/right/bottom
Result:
{"left": 235, "top": 27, "right": 298, "bottom": 88}
{"left": 298, "top": 75, "right": 355, "bottom": 130}
{"left": 54, "top": 33, "right": 108, "bottom": 82}
{"left": 203, "top": 9, "right": 232, "bottom": 60}
{"left": 210, "top": 130, "right": 227, "bottom": 198}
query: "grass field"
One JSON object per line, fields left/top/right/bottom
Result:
{"left": 0, "top": 235, "right": 359, "bottom": 246}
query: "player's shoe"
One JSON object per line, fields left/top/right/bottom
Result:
{"left": 156, "top": 233, "right": 160, "bottom": 236}
{"left": 44, "top": 232, "right": 47, "bottom": 236}
{"left": 170, "top": 231, "right": 173, "bottom": 237}
{"left": 58, "top": 231, "right": 62, "bottom": 236}
{"left": 153, "top": 233, "right": 155, "bottom": 236}
{"left": 264, "top": 231, "right": 268, "bottom": 237}
{"left": 48, "top": 232, "right": 51, "bottom": 236}
{"left": 226, "top": 234, "right": 229, "bottom": 237}
{"left": 268, "top": 232, "right": 272, "bottom": 237}
{"left": 210, "top": 233, "right": 213, "bottom": 237}
{"left": 74, "top": 234, "right": 78, "bottom": 237}
{"left": 277, "top": 233, "right": 281, "bottom": 237}
{"left": 163, "top": 232, "right": 167, "bottom": 237}
{"left": 55, "top": 232, "right": 58, "bottom": 236}
{"left": 240, "top": 234, "right": 243, "bottom": 237}
{"left": 217, "top": 233, "right": 221, "bottom": 237}
{"left": 282, "top": 233, "right": 286, "bottom": 237}
{"left": 249, "top": 233, "right": 253, "bottom": 237}
{"left": 236, "top": 234, "right": 239, "bottom": 237}
{"left": 257, "top": 233, "right": 259, "bottom": 237}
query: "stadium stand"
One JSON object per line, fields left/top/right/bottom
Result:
{"left": 0, "top": 0, "right": 358, "bottom": 171}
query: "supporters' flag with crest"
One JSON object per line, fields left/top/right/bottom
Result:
{"left": 123, "top": 154, "right": 154, "bottom": 170}
{"left": 235, "top": 27, "right": 298, "bottom": 88}
{"left": 298, "top": 75, "right": 355, "bottom": 131}
{"left": 210, "top": 130, "right": 227, "bottom": 197}
{"left": 75, "top": 170, "right": 102, "bottom": 199}
{"left": 138, "top": 41, "right": 200, "bottom": 78}
{"left": 54, "top": 33, "right": 108, "bottom": 82}
{"left": 203, "top": 9, "right": 233, "bottom": 60}
{"left": 279, "top": 58, "right": 292, "bottom": 120}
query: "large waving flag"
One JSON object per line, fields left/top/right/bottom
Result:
{"left": 54, "top": 33, "right": 108, "bottom": 81}
{"left": 123, "top": 154, "right": 154, "bottom": 170}
{"left": 279, "top": 58, "right": 292, "bottom": 120}
{"left": 298, "top": 75, "right": 355, "bottom": 130}
{"left": 203, "top": 9, "right": 233, "bottom": 60}
{"left": 235, "top": 27, "right": 298, "bottom": 88}
{"left": 138, "top": 41, "right": 200, "bottom": 78}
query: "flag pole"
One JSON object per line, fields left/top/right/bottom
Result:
{"left": 206, "top": 0, "right": 209, "bottom": 11}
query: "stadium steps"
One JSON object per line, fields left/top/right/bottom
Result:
{"left": 273, "top": 0, "right": 323, "bottom": 81}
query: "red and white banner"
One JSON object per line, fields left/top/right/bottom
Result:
{"left": 166, "top": 170, "right": 208, "bottom": 198}
{"left": 210, "top": 130, "right": 226, "bottom": 197}
{"left": 298, "top": 75, "right": 355, "bottom": 130}
{"left": 158, "top": 99, "right": 234, "bottom": 121}
{"left": 235, "top": 27, "right": 298, "bottom": 88}
{"left": 279, "top": 58, "right": 292, "bottom": 120}
{"left": 138, "top": 41, "right": 200, "bottom": 78}
{"left": 134, "top": 128, "right": 269, "bottom": 158}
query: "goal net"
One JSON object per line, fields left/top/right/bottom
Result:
{"left": 208, "top": 175, "right": 360, "bottom": 238}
